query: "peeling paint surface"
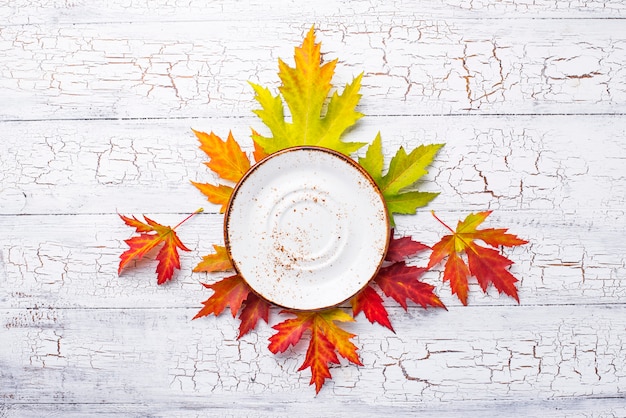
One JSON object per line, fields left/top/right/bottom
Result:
{"left": 1, "top": 1, "right": 626, "bottom": 416}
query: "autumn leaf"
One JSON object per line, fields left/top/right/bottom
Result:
{"left": 428, "top": 211, "right": 528, "bottom": 305}
{"left": 268, "top": 312, "right": 313, "bottom": 354}
{"left": 251, "top": 129, "right": 269, "bottom": 162}
{"left": 118, "top": 209, "right": 202, "bottom": 284}
{"left": 442, "top": 252, "right": 471, "bottom": 305}
{"left": 193, "top": 244, "right": 233, "bottom": 273}
{"left": 190, "top": 182, "right": 232, "bottom": 214}
{"left": 268, "top": 309, "right": 362, "bottom": 393}
{"left": 375, "top": 262, "right": 446, "bottom": 310}
{"left": 375, "top": 233, "right": 444, "bottom": 311}
{"left": 193, "top": 129, "right": 250, "bottom": 183}
{"left": 194, "top": 275, "right": 271, "bottom": 339}
{"left": 359, "top": 134, "right": 442, "bottom": 225}
{"left": 358, "top": 132, "right": 384, "bottom": 184}
{"left": 351, "top": 285, "right": 394, "bottom": 331}
{"left": 193, "top": 274, "right": 250, "bottom": 319}
{"left": 118, "top": 214, "right": 154, "bottom": 233}
{"left": 251, "top": 26, "right": 366, "bottom": 155}
{"left": 350, "top": 230, "right": 434, "bottom": 332}
{"left": 238, "top": 292, "right": 271, "bottom": 339}
{"left": 299, "top": 329, "right": 338, "bottom": 393}
{"left": 385, "top": 229, "right": 430, "bottom": 262}
{"left": 190, "top": 129, "right": 252, "bottom": 213}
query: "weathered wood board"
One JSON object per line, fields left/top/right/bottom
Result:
{"left": 1, "top": 1, "right": 625, "bottom": 416}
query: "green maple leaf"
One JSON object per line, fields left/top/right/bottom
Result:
{"left": 359, "top": 134, "right": 443, "bottom": 225}
{"left": 250, "top": 27, "right": 366, "bottom": 155}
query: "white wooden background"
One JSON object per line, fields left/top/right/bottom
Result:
{"left": 2, "top": 1, "right": 626, "bottom": 416}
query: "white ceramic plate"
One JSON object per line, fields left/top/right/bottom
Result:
{"left": 225, "top": 146, "right": 389, "bottom": 310}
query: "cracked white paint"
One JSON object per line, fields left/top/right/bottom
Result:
{"left": 1, "top": 17, "right": 626, "bottom": 120}
{"left": 1, "top": 1, "right": 626, "bottom": 416}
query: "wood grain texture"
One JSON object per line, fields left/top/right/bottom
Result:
{"left": 0, "top": 210, "right": 623, "bottom": 309}
{"left": 2, "top": 306, "right": 625, "bottom": 399}
{"left": 2, "top": 115, "right": 624, "bottom": 215}
{"left": 1, "top": 0, "right": 625, "bottom": 415}
{"left": 2, "top": 19, "right": 625, "bottom": 120}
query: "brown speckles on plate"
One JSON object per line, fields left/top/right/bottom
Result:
{"left": 224, "top": 146, "right": 389, "bottom": 311}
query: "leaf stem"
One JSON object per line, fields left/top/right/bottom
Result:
{"left": 173, "top": 208, "right": 204, "bottom": 230}
{"left": 430, "top": 210, "right": 455, "bottom": 234}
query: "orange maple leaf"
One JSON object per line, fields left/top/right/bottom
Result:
{"left": 118, "top": 209, "right": 202, "bottom": 284}
{"left": 299, "top": 331, "right": 338, "bottom": 393}
{"left": 194, "top": 275, "right": 271, "bottom": 338}
{"left": 192, "top": 130, "right": 269, "bottom": 213}
{"left": 442, "top": 252, "right": 470, "bottom": 304}
{"left": 193, "top": 129, "right": 250, "bottom": 183}
{"left": 193, "top": 274, "right": 250, "bottom": 318}
{"left": 191, "top": 129, "right": 251, "bottom": 214}
{"left": 251, "top": 129, "right": 269, "bottom": 162}
{"left": 193, "top": 244, "right": 233, "bottom": 273}
{"left": 190, "top": 182, "right": 232, "bottom": 214}
{"left": 268, "top": 309, "right": 362, "bottom": 393}
{"left": 428, "top": 211, "right": 528, "bottom": 305}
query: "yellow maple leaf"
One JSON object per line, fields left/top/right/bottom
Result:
{"left": 251, "top": 27, "right": 366, "bottom": 155}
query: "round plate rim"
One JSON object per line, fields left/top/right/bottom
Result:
{"left": 224, "top": 145, "right": 390, "bottom": 311}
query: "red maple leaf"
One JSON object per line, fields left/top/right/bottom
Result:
{"left": 428, "top": 211, "right": 528, "bottom": 305}
{"left": 118, "top": 209, "right": 202, "bottom": 284}
{"left": 375, "top": 262, "right": 446, "bottom": 310}
{"left": 351, "top": 285, "right": 394, "bottom": 331}
{"left": 193, "top": 275, "right": 271, "bottom": 339}
{"left": 385, "top": 230, "right": 430, "bottom": 261}
{"left": 193, "top": 274, "right": 250, "bottom": 318}
{"left": 238, "top": 292, "right": 271, "bottom": 339}
{"left": 268, "top": 310, "right": 362, "bottom": 393}
{"left": 352, "top": 232, "right": 441, "bottom": 329}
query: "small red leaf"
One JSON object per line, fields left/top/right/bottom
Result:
{"left": 375, "top": 262, "right": 446, "bottom": 310}
{"left": 268, "top": 312, "right": 314, "bottom": 354}
{"left": 470, "top": 228, "right": 529, "bottom": 248}
{"left": 466, "top": 243, "right": 520, "bottom": 302}
{"left": 155, "top": 232, "right": 190, "bottom": 285}
{"left": 351, "top": 285, "right": 394, "bottom": 331}
{"left": 238, "top": 292, "right": 270, "bottom": 339}
{"left": 119, "top": 214, "right": 154, "bottom": 233}
{"left": 427, "top": 235, "right": 455, "bottom": 269}
{"left": 385, "top": 231, "right": 430, "bottom": 262}
{"left": 119, "top": 234, "right": 163, "bottom": 273}
{"left": 193, "top": 275, "right": 250, "bottom": 319}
